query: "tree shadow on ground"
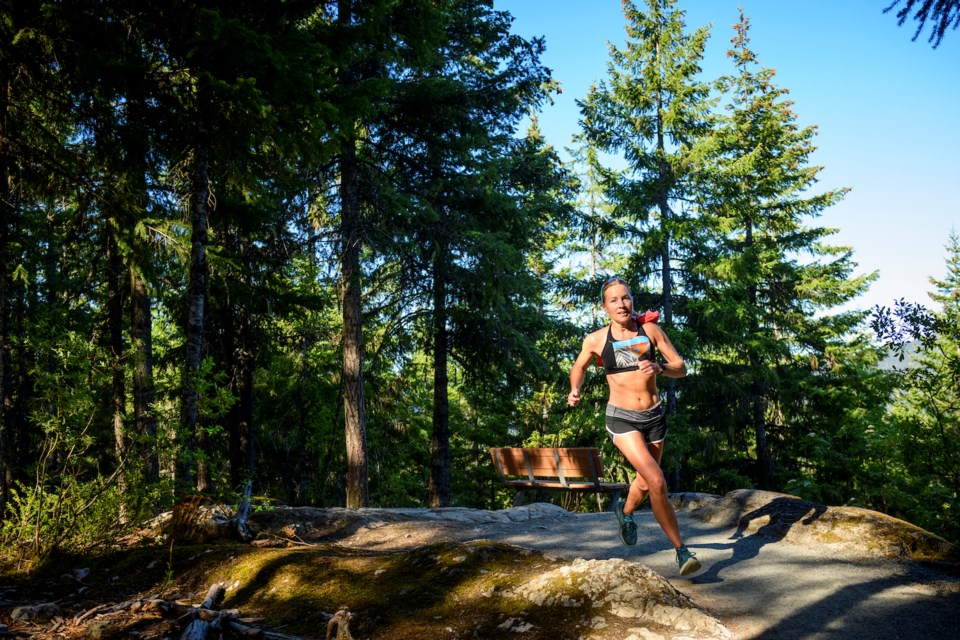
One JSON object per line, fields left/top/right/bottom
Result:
{"left": 747, "top": 573, "right": 960, "bottom": 640}
{"left": 690, "top": 496, "right": 827, "bottom": 584}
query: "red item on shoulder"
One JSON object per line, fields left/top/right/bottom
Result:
{"left": 635, "top": 310, "right": 660, "bottom": 325}
{"left": 595, "top": 311, "right": 660, "bottom": 368}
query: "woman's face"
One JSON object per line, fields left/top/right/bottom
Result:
{"left": 602, "top": 283, "right": 634, "bottom": 322}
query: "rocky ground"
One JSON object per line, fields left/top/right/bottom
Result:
{"left": 1, "top": 490, "right": 958, "bottom": 639}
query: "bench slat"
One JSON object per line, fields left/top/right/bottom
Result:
{"left": 493, "top": 447, "right": 606, "bottom": 478}
{"left": 489, "top": 447, "right": 629, "bottom": 510}
{"left": 502, "top": 480, "right": 626, "bottom": 491}
{"left": 490, "top": 447, "right": 629, "bottom": 491}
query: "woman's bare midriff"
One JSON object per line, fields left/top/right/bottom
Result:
{"left": 606, "top": 370, "right": 660, "bottom": 411}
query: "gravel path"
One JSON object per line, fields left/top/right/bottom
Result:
{"left": 452, "top": 504, "right": 960, "bottom": 640}
{"left": 262, "top": 492, "right": 960, "bottom": 639}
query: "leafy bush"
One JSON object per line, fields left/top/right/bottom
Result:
{"left": 0, "top": 477, "right": 126, "bottom": 565}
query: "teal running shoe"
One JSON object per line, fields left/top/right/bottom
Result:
{"left": 614, "top": 499, "right": 638, "bottom": 546}
{"left": 676, "top": 545, "right": 702, "bottom": 576}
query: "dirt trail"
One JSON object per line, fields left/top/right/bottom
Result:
{"left": 472, "top": 510, "right": 959, "bottom": 639}
{"left": 323, "top": 493, "right": 960, "bottom": 640}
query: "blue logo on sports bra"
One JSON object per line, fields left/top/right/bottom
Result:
{"left": 611, "top": 335, "right": 649, "bottom": 369}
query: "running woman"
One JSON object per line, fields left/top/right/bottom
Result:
{"left": 567, "top": 276, "right": 701, "bottom": 576}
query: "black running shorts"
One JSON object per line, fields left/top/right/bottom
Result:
{"left": 605, "top": 403, "right": 668, "bottom": 444}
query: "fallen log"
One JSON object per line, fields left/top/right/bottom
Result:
{"left": 200, "top": 583, "right": 226, "bottom": 610}
{"left": 226, "top": 619, "right": 264, "bottom": 638}
{"left": 179, "top": 616, "right": 214, "bottom": 640}
{"left": 53, "top": 582, "right": 325, "bottom": 640}
{"left": 234, "top": 481, "right": 254, "bottom": 542}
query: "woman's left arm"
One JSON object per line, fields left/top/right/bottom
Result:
{"left": 645, "top": 323, "right": 687, "bottom": 379}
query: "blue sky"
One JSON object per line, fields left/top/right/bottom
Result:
{"left": 494, "top": 0, "right": 959, "bottom": 314}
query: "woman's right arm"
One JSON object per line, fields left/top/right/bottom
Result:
{"left": 568, "top": 334, "right": 598, "bottom": 407}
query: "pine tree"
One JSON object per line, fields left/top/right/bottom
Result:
{"left": 686, "top": 10, "right": 876, "bottom": 491}
{"left": 0, "top": 0, "right": 103, "bottom": 516}
{"left": 0, "top": 0, "right": 52, "bottom": 513}
{"left": 576, "top": 0, "right": 715, "bottom": 418}
{"left": 183, "top": 0, "right": 335, "bottom": 496}
{"left": 926, "top": 232, "right": 960, "bottom": 388}
{"left": 51, "top": 0, "right": 167, "bottom": 518}
{"left": 317, "top": 0, "right": 474, "bottom": 508}
{"left": 371, "top": 0, "right": 556, "bottom": 507}
{"left": 141, "top": 0, "right": 334, "bottom": 494}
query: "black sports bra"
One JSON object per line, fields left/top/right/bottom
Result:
{"left": 600, "top": 323, "right": 654, "bottom": 374}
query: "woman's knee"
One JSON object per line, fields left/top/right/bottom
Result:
{"left": 642, "top": 472, "right": 666, "bottom": 495}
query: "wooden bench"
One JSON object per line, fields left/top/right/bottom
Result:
{"left": 489, "top": 447, "right": 629, "bottom": 511}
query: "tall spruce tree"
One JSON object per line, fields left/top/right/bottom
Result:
{"left": 321, "top": 0, "right": 467, "bottom": 508}
{"left": 331, "top": 0, "right": 370, "bottom": 509}
{"left": 686, "top": 10, "right": 876, "bottom": 491}
{"left": 185, "top": 0, "right": 333, "bottom": 495}
{"left": 318, "top": 0, "right": 482, "bottom": 508}
{"left": 153, "top": 0, "right": 216, "bottom": 492}
{"left": 0, "top": 0, "right": 98, "bottom": 516}
{"left": 0, "top": 0, "right": 53, "bottom": 513}
{"left": 146, "top": 0, "right": 329, "bottom": 494}
{"left": 576, "top": 0, "right": 714, "bottom": 418}
{"left": 49, "top": 0, "right": 168, "bottom": 518}
{"left": 368, "top": 0, "right": 555, "bottom": 507}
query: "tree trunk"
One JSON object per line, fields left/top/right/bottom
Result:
{"left": 0, "top": 65, "right": 12, "bottom": 518}
{"left": 228, "top": 354, "right": 255, "bottom": 490}
{"left": 0, "top": 176, "right": 8, "bottom": 520}
{"left": 0, "top": 200, "right": 7, "bottom": 519}
{"left": 745, "top": 220, "right": 773, "bottom": 489}
{"left": 428, "top": 246, "right": 451, "bottom": 508}
{"left": 182, "top": 106, "right": 211, "bottom": 493}
{"left": 752, "top": 381, "right": 773, "bottom": 489}
{"left": 656, "top": 83, "right": 680, "bottom": 419}
{"left": 3, "top": 233, "right": 26, "bottom": 505}
{"left": 0, "top": 270, "right": 5, "bottom": 519}
{"left": 338, "top": 0, "right": 369, "bottom": 509}
{"left": 123, "top": 87, "right": 159, "bottom": 492}
{"left": 131, "top": 271, "right": 159, "bottom": 485}
{"left": 339, "top": 135, "right": 368, "bottom": 509}
{"left": 107, "top": 233, "right": 127, "bottom": 519}
{"left": 2, "top": 249, "right": 25, "bottom": 508}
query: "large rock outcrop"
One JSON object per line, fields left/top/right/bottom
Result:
{"left": 672, "top": 489, "right": 959, "bottom": 562}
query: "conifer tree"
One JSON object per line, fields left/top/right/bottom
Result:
{"left": 182, "top": 0, "right": 334, "bottom": 496}
{"left": 686, "top": 10, "right": 876, "bottom": 490}
{"left": 146, "top": 0, "right": 332, "bottom": 494}
{"left": 371, "top": 0, "right": 556, "bottom": 507}
{"left": 320, "top": 0, "right": 474, "bottom": 508}
{"left": 874, "top": 232, "right": 960, "bottom": 541}
{"left": 0, "top": 0, "right": 50, "bottom": 513}
{"left": 52, "top": 0, "right": 166, "bottom": 518}
{"left": 0, "top": 0, "right": 94, "bottom": 515}
{"left": 576, "top": 0, "right": 715, "bottom": 417}
{"left": 332, "top": 0, "right": 370, "bottom": 509}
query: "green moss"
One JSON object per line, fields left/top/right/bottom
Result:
{"left": 814, "top": 509, "right": 960, "bottom": 563}
{"left": 816, "top": 531, "right": 843, "bottom": 544}
{"left": 170, "top": 541, "right": 604, "bottom": 639}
